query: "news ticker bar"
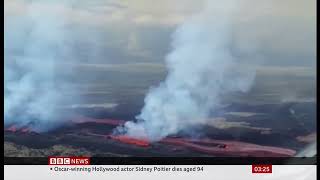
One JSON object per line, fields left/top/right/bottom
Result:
{"left": 47, "top": 157, "right": 270, "bottom": 173}
{"left": 4, "top": 157, "right": 317, "bottom": 165}
{"left": 4, "top": 165, "right": 317, "bottom": 180}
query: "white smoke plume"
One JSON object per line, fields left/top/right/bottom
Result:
{"left": 4, "top": 1, "right": 75, "bottom": 131}
{"left": 116, "top": 0, "right": 256, "bottom": 141}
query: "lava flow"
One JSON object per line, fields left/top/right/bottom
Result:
{"left": 107, "top": 135, "right": 150, "bottom": 147}
{"left": 5, "top": 125, "right": 34, "bottom": 134}
{"left": 86, "top": 132, "right": 296, "bottom": 157}
{"left": 160, "top": 137, "right": 296, "bottom": 157}
{"left": 72, "top": 116, "right": 297, "bottom": 157}
{"left": 4, "top": 115, "right": 297, "bottom": 157}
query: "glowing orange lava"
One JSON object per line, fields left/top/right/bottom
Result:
{"left": 5, "top": 125, "right": 33, "bottom": 133}
{"left": 108, "top": 135, "right": 150, "bottom": 147}
{"left": 106, "top": 134, "right": 296, "bottom": 157}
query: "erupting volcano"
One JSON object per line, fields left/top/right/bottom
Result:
{"left": 4, "top": 0, "right": 316, "bottom": 159}
{"left": 5, "top": 114, "right": 298, "bottom": 157}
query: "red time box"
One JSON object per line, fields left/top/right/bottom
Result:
{"left": 252, "top": 165, "right": 272, "bottom": 173}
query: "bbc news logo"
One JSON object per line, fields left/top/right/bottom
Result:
{"left": 48, "top": 157, "right": 90, "bottom": 165}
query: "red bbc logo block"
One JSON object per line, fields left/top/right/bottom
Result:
{"left": 48, "top": 157, "right": 90, "bottom": 165}
{"left": 252, "top": 165, "right": 272, "bottom": 173}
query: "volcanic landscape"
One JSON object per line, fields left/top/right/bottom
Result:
{"left": 4, "top": 101, "right": 316, "bottom": 157}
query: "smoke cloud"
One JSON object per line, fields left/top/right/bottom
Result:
{"left": 116, "top": 0, "right": 256, "bottom": 141}
{"left": 4, "top": 1, "right": 76, "bottom": 131}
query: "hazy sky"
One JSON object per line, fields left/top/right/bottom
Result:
{"left": 5, "top": 0, "right": 316, "bottom": 67}
{"left": 4, "top": 0, "right": 316, "bottom": 104}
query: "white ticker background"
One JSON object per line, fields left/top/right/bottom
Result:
{"left": 4, "top": 165, "right": 316, "bottom": 180}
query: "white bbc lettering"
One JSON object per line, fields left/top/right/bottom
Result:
{"left": 64, "top": 158, "right": 70, "bottom": 164}
{"left": 57, "top": 158, "right": 64, "bottom": 164}
{"left": 50, "top": 158, "right": 57, "bottom": 165}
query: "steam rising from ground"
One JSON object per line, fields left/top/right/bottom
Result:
{"left": 5, "top": 0, "right": 313, "bottom": 135}
{"left": 4, "top": 2, "right": 72, "bottom": 131}
{"left": 116, "top": 0, "right": 256, "bottom": 141}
